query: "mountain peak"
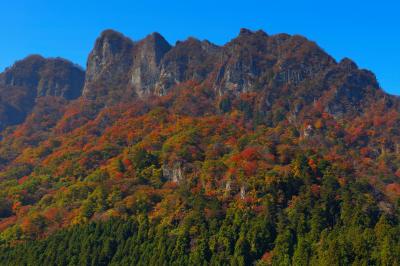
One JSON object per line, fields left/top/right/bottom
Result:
{"left": 99, "top": 29, "right": 129, "bottom": 40}
{"left": 339, "top": 57, "right": 358, "bottom": 70}
{"left": 18, "top": 54, "right": 46, "bottom": 62}
{"left": 93, "top": 29, "right": 134, "bottom": 55}
{"left": 82, "top": 30, "right": 135, "bottom": 98}
{"left": 148, "top": 32, "right": 168, "bottom": 42}
{"left": 238, "top": 28, "right": 268, "bottom": 38}
{"left": 0, "top": 55, "right": 84, "bottom": 129}
{"left": 139, "top": 32, "right": 172, "bottom": 62}
{"left": 239, "top": 28, "right": 253, "bottom": 36}
{"left": 130, "top": 32, "right": 172, "bottom": 97}
{"left": 1, "top": 55, "right": 84, "bottom": 96}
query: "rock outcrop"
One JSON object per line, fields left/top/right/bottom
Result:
{"left": 0, "top": 55, "right": 84, "bottom": 99}
{"left": 83, "top": 30, "right": 172, "bottom": 100}
{"left": 156, "top": 37, "right": 221, "bottom": 95}
{"left": 131, "top": 32, "right": 172, "bottom": 97}
{"left": 82, "top": 30, "right": 135, "bottom": 100}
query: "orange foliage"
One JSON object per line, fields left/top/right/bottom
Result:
{"left": 261, "top": 251, "right": 273, "bottom": 263}
{"left": 0, "top": 216, "right": 17, "bottom": 231}
{"left": 386, "top": 183, "right": 400, "bottom": 197}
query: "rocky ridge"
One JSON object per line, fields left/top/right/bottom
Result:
{"left": 0, "top": 28, "right": 395, "bottom": 130}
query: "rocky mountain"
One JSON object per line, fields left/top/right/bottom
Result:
{"left": 0, "top": 28, "right": 399, "bottom": 265}
{"left": 82, "top": 30, "right": 172, "bottom": 100}
{"left": 0, "top": 55, "right": 84, "bottom": 130}
{"left": 0, "top": 28, "right": 392, "bottom": 128}
{"left": 80, "top": 28, "right": 393, "bottom": 117}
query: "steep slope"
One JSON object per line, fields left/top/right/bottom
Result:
{"left": 131, "top": 32, "right": 172, "bottom": 97}
{"left": 82, "top": 30, "right": 172, "bottom": 101}
{"left": 0, "top": 28, "right": 399, "bottom": 265}
{"left": 82, "top": 30, "right": 135, "bottom": 100}
{"left": 81, "top": 28, "right": 390, "bottom": 119}
{"left": 0, "top": 55, "right": 84, "bottom": 130}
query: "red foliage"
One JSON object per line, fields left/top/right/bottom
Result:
{"left": 261, "top": 251, "right": 273, "bottom": 263}
{"left": 241, "top": 147, "right": 260, "bottom": 161}
{"left": 18, "top": 175, "right": 29, "bottom": 185}
{"left": 163, "top": 181, "right": 178, "bottom": 189}
{"left": 243, "top": 161, "right": 257, "bottom": 176}
{"left": 308, "top": 158, "right": 317, "bottom": 172}
{"left": 310, "top": 184, "right": 321, "bottom": 195}
{"left": 12, "top": 201, "right": 22, "bottom": 213}
{"left": 43, "top": 207, "right": 64, "bottom": 222}
{"left": 123, "top": 158, "right": 132, "bottom": 168}
{"left": 386, "top": 183, "right": 400, "bottom": 197}
{"left": 252, "top": 205, "right": 266, "bottom": 214}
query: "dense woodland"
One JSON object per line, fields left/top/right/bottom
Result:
{"left": 0, "top": 29, "right": 399, "bottom": 265}
{"left": 1, "top": 171, "right": 399, "bottom": 265}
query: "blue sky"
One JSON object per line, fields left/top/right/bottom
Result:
{"left": 1, "top": 0, "right": 399, "bottom": 94}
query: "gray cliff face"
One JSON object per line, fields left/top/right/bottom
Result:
{"left": 156, "top": 38, "right": 221, "bottom": 95}
{"left": 130, "top": 33, "right": 172, "bottom": 97}
{"left": 162, "top": 163, "right": 184, "bottom": 183}
{"left": 83, "top": 30, "right": 172, "bottom": 100}
{"left": 83, "top": 30, "right": 134, "bottom": 99}
{"left": 214, "top": 29, "right": 270, "bottom": 94}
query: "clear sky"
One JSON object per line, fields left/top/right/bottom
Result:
{"left": 1, "top": 1, "right": 399, "bottom": 94}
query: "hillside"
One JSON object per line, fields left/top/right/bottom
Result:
{"left": 0, "top": 55, "right": 84, "bottom": 131}
{"left": 0, "top": 29, "right": 399, "bottom": 265}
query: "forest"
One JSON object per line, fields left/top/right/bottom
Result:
{"left": 0, "top": 28, "right": 399, "bottom": 265}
